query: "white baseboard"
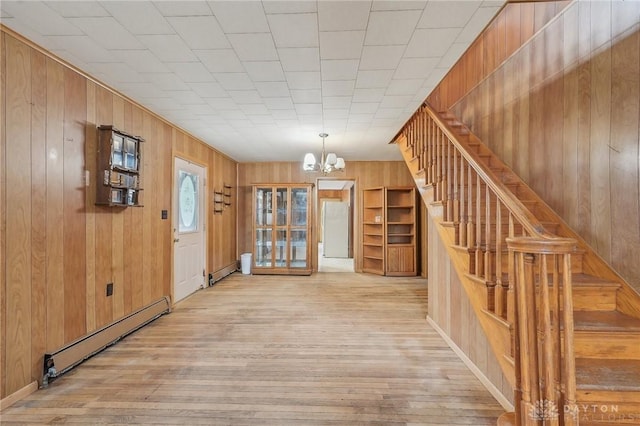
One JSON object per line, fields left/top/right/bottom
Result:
{"left": 427, "top": 315, "right": 514, "bottom": 411}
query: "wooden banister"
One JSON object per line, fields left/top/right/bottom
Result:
{"left": 398, "top": 102, "right": 579, "bottom": 425}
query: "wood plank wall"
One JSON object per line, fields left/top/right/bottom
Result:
{"left": 427, "top": 214, "right": 513, "bottom": 405}
{"left": 237, "top": 162, "right": 415, "bottom": 273}
{"left": 444, "top": 1, "right": 640, "bottom": 292}
{"left": 428, "top": 1, "right": 570, "bottom": 113}
{"left": 0, "top": 30, "right": 238, "bottom": 399}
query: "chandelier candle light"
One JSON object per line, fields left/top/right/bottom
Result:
{"left": 303, "top": 133, "right": 345, "bottom": 174}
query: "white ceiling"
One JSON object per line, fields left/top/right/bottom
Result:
{"left": 0, "top": 1, "right": 503, "bottom": 162}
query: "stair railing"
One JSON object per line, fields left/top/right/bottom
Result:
{"left": 400, "top": 102, "right": 577, "bottom": 425}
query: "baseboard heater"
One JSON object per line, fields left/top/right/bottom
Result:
{"left": 42, "top": 296, "right": 170, "bottom": 387}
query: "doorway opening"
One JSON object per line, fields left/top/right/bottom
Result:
{"left": 317, "top": 179, "right": 355, "bottom": 273}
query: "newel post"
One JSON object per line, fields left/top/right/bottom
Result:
{"left": 506, "top": 237, "right": 578, "bottom": 426}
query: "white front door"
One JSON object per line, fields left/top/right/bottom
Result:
{"left": 173, "top": 157, "right": 206, "bottom": 303}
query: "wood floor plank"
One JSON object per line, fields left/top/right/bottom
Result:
{"left": 1, "top": 273, "right": 504, "bottom": 425}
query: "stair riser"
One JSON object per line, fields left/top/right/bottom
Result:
{"left": 574, "top": 332, "right": 640, "bottom": 360}
{"left": 576, "top": 391, "right": 640, "bottom": 423}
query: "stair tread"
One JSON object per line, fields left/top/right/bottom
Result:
{"left": 574, "top": 310, "right": 640, "bottom": 332}
{"left": 576, "top": 358, "right": 640, "bottom": 391}
{"left": 571, "top": 273, "right": 621, "bottom": 288}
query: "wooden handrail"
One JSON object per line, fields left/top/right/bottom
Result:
{"left": 396, "top": 103, "right": 579, "bottom": 426}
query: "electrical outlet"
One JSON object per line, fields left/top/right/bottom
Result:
{"left": 208, "top": 273, "right": 214, "bottom": 286}
{"left": 106, "top": 283, "right": 113, "bottom": 297}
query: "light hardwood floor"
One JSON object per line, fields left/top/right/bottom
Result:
{"left": 1, "top": 273, "right": 503, "bottom": 425}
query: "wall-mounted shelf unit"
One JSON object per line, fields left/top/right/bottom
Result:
{"left": 223, "top": 184, "right": 232, "bottom": 207}
{"left": 213, "top": 190, "right": 224, "bottom": 214}
{"left": 362, "top": 186, "right": 416, "bottom": 276}
{"left": 96, "top": 125, "right": 144, "bottom": 207}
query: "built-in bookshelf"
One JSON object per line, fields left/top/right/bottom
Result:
{"left": 362, "top": 187, "right": 385, "bottom": 275}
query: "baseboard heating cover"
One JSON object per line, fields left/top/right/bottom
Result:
{"left": 42, "top": 296, "right": 170, "bottom": 387}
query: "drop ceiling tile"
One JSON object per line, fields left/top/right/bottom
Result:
{"left": 272, "top": 109, "right": 298, "bottom": 119}
{"left": 371, "top": 1, "right": 427, "bottom": 11}
{"left": 380, "top": 95, "right": 413, "bottom": 109}
{"left": 417, "top": 1, "right": 480, "bottom": 29}
{"left": 228, "top": 119, "right": 255, "bottom": 128}
{"left": 255, "top": 82, "right": 291, "bottom": 98}
{"left": 137, "top": 35, "right": 197, "bottom": 62}
{"left": 196, "top": 50, "right": 244, "bottom": 73}
{"left": 394, "top": 57, "right": 439, "bottom": 79}
{"left": 205, "top": 98, "right": 238, "bottom": 110}
{"left": 46, "top": 2, "right": 110, "bottom": 17}
{"left": 97, "top": 62, "right": 145, "bottom": 83}
{"left": 348, "top": 114, "right": 375, "bottom": 123}
{"left": 1, "top": 2, "right": 83, "bottom": 35}
{"left": 323, "top": 96, "right": 352, "bottom": 109}
{"left": 213, "top": 73, "right": 255, "bottom": 90}
{"left": 276, "top": 119, "right": 300, "bottom": 128}
{"left": 166, "top": 16, "right": 229, "bottom": 49}
{"left": 405, "top": 28, "right": 461, "bottom": 58}
{"left": 111, "top": 49, "right": 171, "bottom": 73}
{"left": 291, "top": 89, "right": 321, "bottom": 104}
{"left": 438, "top": 42, "right": 469, "bottom": 68}
{"left": 69, "top": 17, "right": 143, "bottom": 49}
{"left": 318, "top": 1, "right": 371, "bottom": 31}
{"left": 141, "top": 97, "right": 180, "bottom": 110}
{"left": 243, "top": 61, "right": 285, "bottom": 82}
{"left": 208, "top": 1, "right": 269, "bottom": 33}
{"left": 264, "top": 97, "right": 295, "bottom": 110}
{"left": 240, "top": 104, "right": 270, "bottom": 115}
{"left": 359, "top": 45, "right": 405, "bottom": 70}
{"left": 249, "top": 115, "right": 276, "bottom": 125}
{"left": 424, "top": 68, "right": 449, "bottom": 87}
{"left": 321, "top": 59, "right": 359, "bottom": 81}
{"left": 364, "top": 10, "right": 422, "bottom": 45}
{"left": 170, "top": 91, "right": 205, "bottom": 105}
{"left": 355, "top": 70, "right": 394, "bottom": 89}
{"left": 228, "top": 90, "right": 262, "bottom": 104}
{"left": 456, "top": 6, "right": 500, "bottom": 43}
{"left": 285, "top": 72, "right": 321, "bottom": 89}
{"left": 116, "top": 82, "right": 164, "bottom": 99}
{"left": 350, "top": 102, "right": 379, "bottom": 114}
{"left": 319, "top": 31, "right": 365, "bottom": 60}
{"left": 322, "top": 80, "right": 355, "bottom": 96}
{"left": 219, "top": 110, "right": 247, "bottom": 120}
{"left": 263, "top": 1, "right": 317, "bottom": 14}
{"left": 165, "top": 62, "right": 214, "bottom": 83}
{"left": 189, "top": 104, "right": 216, "bottom": 115}
{"left": 295, "top": 104, "right": 323, "bottom": 115}
{"left": 154, "top": 1, "right": 213, "bottom": 17}
{"left": 47, "top": 35, "right": 116, "bottom": 63}
{"left": 101, "top": 2, "right": 173, "bottom": 35}
{"left": 353, "top": 88, "right": 386, "bottom": 102}
{"left": 278, "top": 48, "right": 321, "bottom": 72}
{"left": 227, "top": 33, "right": 278, "bottom": 61}
{"left": 0, "top": 19, "right": 54, "bottom": 49}
{"left": 267, "top": 13, "right": 318, "bottom": 48}
{"left": 186, "top": 82, "right": 226, "bottom": 98}
{"left": 144, "top": 72, "right": 190, "bottom": 90}
{"left": 385, "top": 79, "right": 423, "bottom": 95}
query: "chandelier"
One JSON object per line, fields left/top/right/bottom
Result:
{"left": 303, "top": 133, "right": 345, "bottom": 174}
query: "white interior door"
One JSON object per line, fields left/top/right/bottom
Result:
{"left": 323, "top": 201, "right": 349, "bottom": 258}
{"left": 173, "top": 158, "right": 206, "bottom": 303}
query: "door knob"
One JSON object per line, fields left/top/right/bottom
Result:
{"left": 174, "top": 238, "right": 180, "bottom": 243}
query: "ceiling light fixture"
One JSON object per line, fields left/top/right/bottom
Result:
{"left": 303, "top": 133, "right": 345, "bottom": 174}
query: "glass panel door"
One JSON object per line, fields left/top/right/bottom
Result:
{"left": 275, "top": 229, "right": 287, "bottom": 267}
{"left": 276, "top": 187, "right": 288, "bottom": 226}
{"left": 291, "top": 187, "right": 307, "bottom": 227}
{"left": 290, "top": 230, "right": 307, "bottom": 268}
{"left": 255, "top": 187, "right": 273, "bottom": 226}
{"left": 255, "top": 229, "right": 272, "bottom": 267}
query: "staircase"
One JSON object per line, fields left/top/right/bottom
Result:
{"left": 395, "top": 103, "right": 640, "bottom": 425}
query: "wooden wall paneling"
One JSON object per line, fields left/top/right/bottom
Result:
{"left": 0, "top": 29, "right": 6, "bottom": 398}
{"left": 576, "top": 59, "right": 592, "bottom": 243}
{"left": 492, "top": 67, "right": 505, "bottom": 160}
{"left": 562, "top": 65, "right": 579, "bottom": 226}
{"left": 589, "top": 42, "right": 612, "bottom": 259}
{"left": 30, "top": 49, "right": 47, "bottom": 383}
{"left": 45, "top": 58, "right": 65, "bottom": 351}
{"left": 534, "top": 1, "right": 557, "bottom": 33}
{"left": 84, "top": 81, "right": 97, "bottom": 333}
{"left": 612, "top": 1, "right": 640, "bottom": 37}
{"left": 495, "top": 9, "right": 507, "bottom": 67}
{"left": 563, "top": 3, "right": 579, "bottom": 70}
{"left": 161, "top": 122, "right": 173, "bottom": 299}
{"left": 505, "top": 4, "right": 522, "bottom": 58}
{"left": 609, "top": 28, "right": 640, "bottom": 286}
{"left": 590, "top": 0, "right": 611, "bottom": 53}
{"left": 95, "top": 86, "right": 113, "bottom": 328}
{"left": 5, "top": 34, "right": 32, "bottom": 395}
{"left": 111, "top": 96, "right": 125, "bottom": 320}
{"left": 520, "top": 2, "right": 535, "bottom": 46}
{"left": 129, "top": 105, "right": 144, "bottom": 312}
{"left": 577, "top": 1, "right": 591, "bottom": 60}
{"left": 141, "top": 111, "right": 154, "bottom": 304}
{"left": 152, "top": 122, "right": 165, "bottom": 301}
{"left": 122, "top": 101, "right": 133, "bottom": 315}
{"left": 62, "top": 68, "right": 87, "bottom": 342}
{"left": 543, "top": 75, "right": 564, "bottom": 213}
